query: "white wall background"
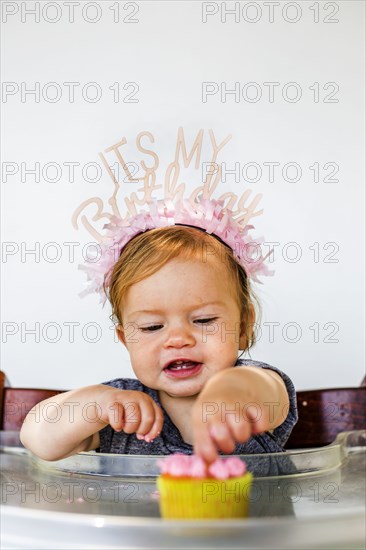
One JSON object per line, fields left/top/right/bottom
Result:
{"left": 1, "top": 0, "right": 365, "bottom": 391}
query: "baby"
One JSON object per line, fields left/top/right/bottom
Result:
{"left": 20, "top": 210, "right": 298, "bottom": 463}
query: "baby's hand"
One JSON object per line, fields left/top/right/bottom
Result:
{"left": 97, "top": 388, "right": 164, "bottom": 442}
{"left": 191, "top": 369, "right": 270, "bottom": 463}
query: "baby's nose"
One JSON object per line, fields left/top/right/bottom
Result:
{"left": 163, "top": 325, "right": 196, "bottom": 348}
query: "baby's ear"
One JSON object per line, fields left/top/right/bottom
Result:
{"left": 239, "top": 304, "right": 256, "bottom": 350}
{"left": 116, "top": 325, "right": 127, "bottom": 347}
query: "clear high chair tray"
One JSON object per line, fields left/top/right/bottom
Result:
{"left": 1, "top": 430, "right": 365, "bottom": 550}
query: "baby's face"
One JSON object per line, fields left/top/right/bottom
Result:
{"left": 118, "top": 257, "right": 245, "bottom": 399}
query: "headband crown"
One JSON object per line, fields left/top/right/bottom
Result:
{"left": 73, "top": 128, "right": 274, "bottom": 302}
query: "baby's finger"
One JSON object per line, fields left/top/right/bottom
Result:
{"left": 226, "top": 414, "right": 251, "bottom": 444}
{"left": 209, "top": 423, "right": 236, "bottom": 454}
{"left": 107, "top": 402, "right": 125, "bottom": 431}
{"left": 141, "top": 402, "right": 164, "bottom": 442}
{"left": 134, "top": 400, "right": 162, "bottom": 441}
{"left": 122, "top": 400, "right": 142, "bottom": 434}
{"left": 246, "top": 403, "right": 269, "bottom": 435}
{"left": 193, "top": 424, "right": 220, "bottom": 464}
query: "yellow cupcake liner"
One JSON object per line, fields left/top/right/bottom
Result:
{"left": 157, "top": 472, "right": 253, "bottom": 519}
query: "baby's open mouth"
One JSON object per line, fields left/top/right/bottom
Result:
{"left": 163, "top": 360, "right": 203, "bottom": 379}
{"left": 164, "top": 360, "right": 200, "bottom": 371}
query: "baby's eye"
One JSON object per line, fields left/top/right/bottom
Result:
{"left": 195, "top": 317, "right": 218, "bottom": 324}
{"left": 139, "top": 325, "right": 163, "bottom": 332}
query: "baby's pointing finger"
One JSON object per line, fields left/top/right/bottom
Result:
{"left": 209, "top": 423, "right": 236, "bottom": 454}
{"left": 193, "top": 423, "right": 219, "bottom": 464}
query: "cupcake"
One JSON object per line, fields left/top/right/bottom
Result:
{"left": 156, "top": 454, "right": 253, "bottom": 520}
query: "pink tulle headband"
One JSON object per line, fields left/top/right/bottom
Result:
{"left": 79, "top": 196, "right": 274, "bottom": 303}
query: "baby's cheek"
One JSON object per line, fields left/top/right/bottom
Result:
{"left": 129, "top": 353, "right": 149, "bottom": 378}
{"left": 211, "top": 331, "right": 240, "bottom": 356}
{"left": 215, "top": 321, "right": 241, "bottom": 344}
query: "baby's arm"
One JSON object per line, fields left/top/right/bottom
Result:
{"left": 20, "top": 385, "right": 164, "bottom": 461}
{"left": 191, "top": 366, "right": 290, "bottom": 463}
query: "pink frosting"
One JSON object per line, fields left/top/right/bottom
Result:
{"left": 157, "top": 453, "right": 247, "bottom": 480}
